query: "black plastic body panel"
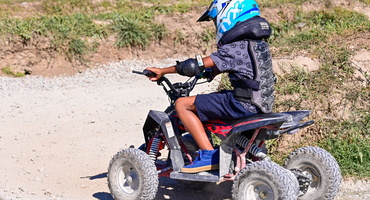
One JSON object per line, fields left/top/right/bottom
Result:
{"left": 142, "top": 110, "right": 184, "bottom": 171}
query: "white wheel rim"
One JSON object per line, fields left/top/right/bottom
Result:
{"left": 300, "top": 164, "right": 321, "bottom": 194}
{"left": 117, "top": 164, "right": 140, "bottom": 194}
{"left": 242, "top": 180, "right": 274, "bottom": 200}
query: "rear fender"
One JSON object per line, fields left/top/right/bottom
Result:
{"left": 279, "top": 110, "right": 311, "bottom": 129}
{"left": 219, "top": 111, "right": 312, "bottom": 177}
{"left": 223, "top": 113, "right": 291, "bottom": 145}
{"left": 223, "top": 111, "right": 312, "bottom": 144}
{"left": 218, "top": 113, "right": 289, "bottom": 177}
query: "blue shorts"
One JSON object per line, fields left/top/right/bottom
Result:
{"left": 194, "top": 90, "right": 257, "bottom": 122}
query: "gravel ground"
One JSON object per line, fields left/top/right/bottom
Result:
{"left": 0, "top": 59, "right": 369, "bottom": 200}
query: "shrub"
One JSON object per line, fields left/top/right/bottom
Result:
{"left": 111, "top": 15, "right": 151, "bottom": 48}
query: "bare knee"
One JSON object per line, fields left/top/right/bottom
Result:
{"left": 175, "top": 96, "right": 196, "bottom": 113}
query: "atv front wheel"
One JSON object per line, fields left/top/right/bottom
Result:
{"left": 284, "top": 146, "right": 341, "bottom": 200}
{"left": 108, "top": 148, "right": 158, "bottom": 200}
{"left": 232, "top": 161, "right": 299, "bottom": 200}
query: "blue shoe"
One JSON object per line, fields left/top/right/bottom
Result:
{"left": 181, "top": 149, "right": 219, "bottom": 173}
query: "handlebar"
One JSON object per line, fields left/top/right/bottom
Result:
{"left": 132, "top": 69, "right": 210, "bottom": 104}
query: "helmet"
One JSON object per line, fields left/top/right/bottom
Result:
{"left": 198, "top": 0, "right": 260, "bottom": 43}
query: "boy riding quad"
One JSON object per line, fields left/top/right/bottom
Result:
{"left": 107, "top": 0, "right": 342, "bottom": 199}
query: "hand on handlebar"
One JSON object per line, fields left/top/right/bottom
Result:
{"left": 145, "top": 67, "right": 164, "bottom": 81}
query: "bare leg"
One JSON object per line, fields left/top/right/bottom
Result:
{"left": 175, "top": 96, "right": 214, "bottom": 150}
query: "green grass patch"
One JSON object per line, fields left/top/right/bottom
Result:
{"left": 41, "top": 0, "right": 93, "bottom": 15}
{"left": 269, "top": 7, "right": 370, "bottom": 55}
{"left": 269, "top": 60, "right": 370, "bottom": 178}
{"left": 0, "top": 13, "right": 107, "bottom": 61}
{"left": 111, "top": 13, "right": 167, "bottom": 48}
{"left": 1, "top": 66, "right": 26, "bottom": 77}
{"left": 259, "top": 0, "right": 310, "bottom": 7}
{"left": 0, "top": 0, "right": 209, "bottom": 62}
{"left": 318, "top": 111, "right": 370, "bottom": 177}
{"left": 112, "top": 15, "right": 151, "bottom": 48}
{"left": 200, "top": 27, "right": 214, "bottom": 44}
{"left": 359, "top": 0, "right": 370, "bottom": 4}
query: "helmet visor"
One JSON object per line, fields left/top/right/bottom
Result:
{"left": 197, "top": 1, "right": 217, "bottom": 22}
{"left": 197, "top": 10, "right": 211, "bottom": 22}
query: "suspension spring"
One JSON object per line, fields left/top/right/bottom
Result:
{"left": 236, "top": 136, "right": 270, "bottom": 161}
{"left": 148, "top": 137, "right": 161, "bottom": 162}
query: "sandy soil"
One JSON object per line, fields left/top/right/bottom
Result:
{"left": 0, "top": 60, "right": 369, "bottom": 200}
{"left": 0, "top": 68, "right": 228, "bottom": 200}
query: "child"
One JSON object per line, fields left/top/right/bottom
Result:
{"left": 146, "top": 0, "right": 275, "bottom": 173}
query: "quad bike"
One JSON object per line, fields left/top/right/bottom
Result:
{"left": 107, "top": 69, "right": 342, "bottom": 200}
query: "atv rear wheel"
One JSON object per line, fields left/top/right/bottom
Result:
{"left": 284, "top": 146, "right": 341, "bottom": 200}
{"left": 232, "top": 161, "right": 299, "bottom": 200}
{"left": 108, "top": 148, "right": 158, "bottom": 200}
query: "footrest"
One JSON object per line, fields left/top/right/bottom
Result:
{"left": 170, "top": 171, "right": 219, "bottom": 182}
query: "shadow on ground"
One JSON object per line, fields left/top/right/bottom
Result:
{"left": 156, "top": 177, "right": 232, "bottom": 200}
{"left": 91, "top": 173, "right": 233, "bottom": 200}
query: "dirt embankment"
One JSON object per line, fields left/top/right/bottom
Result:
{"left": 1, "top": 0, "right": 370, "bottom": 78}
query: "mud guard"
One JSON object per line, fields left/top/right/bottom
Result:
{"left": 224, "top": 111, "right": 312, "bottom": 143}
{"left": 142, "top": 110, "right": 185, "bottom": 171}
{"left": 217, "top": 113, "right": 287, "bottom": 177}
{"left": 219, "top": 111, "right": 312, "bottom": 177}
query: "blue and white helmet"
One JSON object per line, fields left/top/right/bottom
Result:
{"left": 198, "top": 0, "right": 260, "bottom": 43}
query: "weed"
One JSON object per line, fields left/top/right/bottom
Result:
{"left": 275, "top": 66, "right": 309, "bottom": 95}
{"left": 200, "top": 27, "right": 214, "bottom": 44}
{"left": 112, "top": 15, "right": 150, "bottom": 48}
{"left": 1, "top": 66, "right": 12, "bottom": 75}
{"left": 150, "top": 23, "right": 167, "bottom": 41}
{"left": 359, "top": 0, "right": 370, "bottom": 4}
{"left": 173, "top": 29, "right": 185, "bottom": 45}
{"left": 172, "top": 2, "right": 192, "bottom": 13}
{"left": 41, "top": 0, "right": 92, "bottom": 15}
{"left": 1, "top": 66, "right": 25, "bottom": 77}
{"left": 217, "top": 74, "right": 233, "bottom": 91}
{"left": 67, "top": 38, "right": 88, "bottom": 61}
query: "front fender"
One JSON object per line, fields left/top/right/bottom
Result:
{"left": 142, "top": 110, "right": 184, "bottom": 171}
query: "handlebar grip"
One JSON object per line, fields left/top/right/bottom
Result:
{"left": 143, "top": 69, "right": 156, "bottom": 77}
{"left": 132, "top": 70, "right": 156, "bottom": 77}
